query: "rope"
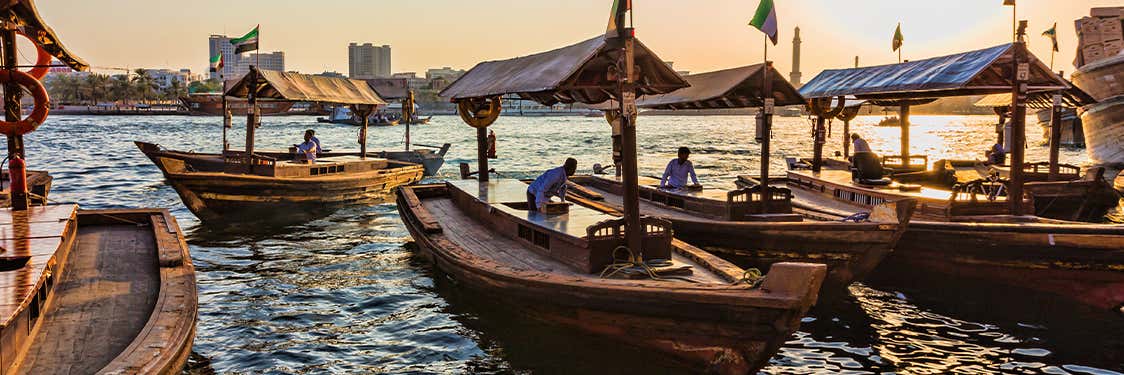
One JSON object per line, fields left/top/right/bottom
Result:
{"left": 735, "top": 268, "right": 765, "bottom": 288}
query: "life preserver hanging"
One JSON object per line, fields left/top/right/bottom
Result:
{"left": 457, "top": 96, "right": 501, "bottom": 128}
{"left": 0, "top": 70, "right": 50, "bottom": 136}
{"left": 17, "top": 31, "right": 51, "bottom": 81}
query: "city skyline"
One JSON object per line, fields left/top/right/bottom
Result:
{"left": 38, "top": 0, "right": 1117, "bottom": 79}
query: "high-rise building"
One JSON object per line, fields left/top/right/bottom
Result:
{"left": 790, "top": 26, "right": 802, "bottom": 87}
{"left": 208, "top": 35, "right": 237, "bottom": 80}
{"left": 232, "top": 52, "right": 285, "bottom": 78}
{"left": 349, "top": 43, "right": 391, "bottom": 79}
{"left": 425, "top": 67, "right": 465, "bottom": 81}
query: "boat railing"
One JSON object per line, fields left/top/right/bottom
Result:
{"left": 727, "top": 185, "right": 794, "bottom": 220}
{"left": 222, "top": 151, "right": 277, "bottom": 176}
{"left": 882, "top": 155, "right": 929, "bottom": 172}
{"left": 1022, "top": 161, "right": 1081, "bottom": 180}
{"left": 587, "top": 216, "right": 673, "bottom": 263}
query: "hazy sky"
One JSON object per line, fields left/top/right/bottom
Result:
{"left": 35, "top": 1, "right": 1119, "bottom": 79}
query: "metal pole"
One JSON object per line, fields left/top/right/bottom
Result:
{"left": 900, "top": 104, "right": 910, "bottom": 169}
{"left": 2, "top": 27, "right": 26, "bottom": 210}
{"left": 843, "top": 119, "right": 851, "bottom": 158}
{"left": 760, "top": 60, "right": 773, "bottom": 213}
{"left": 222, "top": 73, "right": 229, "bottom": 151}
{"left": 1009, "top": 22, "right": 1028, "bottom": 215}
{"left": 812, "top": 115, "right": 826, "bottom": 173}
{"left": 1048, "top": 93, "right": 1062, "bottom": 181}
{"left": 476, "top": 126, "right": 488, "bottom": 181}
{"left": 245, "top": 68, "right": 256, "bottom": 163}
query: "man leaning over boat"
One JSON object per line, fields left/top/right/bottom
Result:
{"left": 527, "top": 158, "right": 577, "bottom": 212}
{"left": 660, "top": 146, "right": 700, "bottom": 190}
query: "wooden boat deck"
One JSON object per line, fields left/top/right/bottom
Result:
{"left": 423, "top": 197, "right": 726, "bottom": 284}
{"left": 17, "top": 224, "right": 160, "bottom": 374}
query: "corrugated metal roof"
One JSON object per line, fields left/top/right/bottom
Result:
{"left": 225, "top": 68, "right": 387, "bottom": 106}
{"left": 973, "top": 79, "right": 1096, "bottom": 109}
{"left": 800, "top": 44, "right": 1067, "bottom": 100}
{"left": 638, "top": 64, "right": 805, "bottom": 109}
{"left": 4, "top": 0, "right": 88, "bottom": 71}
{"left": 439, "top": 35, "right": 688, "bottom": 105}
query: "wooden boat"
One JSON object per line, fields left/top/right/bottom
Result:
{"left": 138, "top": 68, "right": 425, "bottom": 222}
{"left": 1080, "top": 95, "right": 1124, "bottom": 173}
{"left": 0, "top": 170, "right": 52, "bottom": 207}
{"left": 2, "top": 205, "right": 198, "bottom": 374}
{"left": 0, "top": 3, "right": 198, "bottom": 373}
{"left": 421, "top": 9, "right": 830, "bottom": 371}
{"left": 570, "top": 174, "right": 913, "bottom": 298}
{"left": 316, "top": 106, "right": 402, "bottom": 126}
{"left": 790, "top": 37, "right": 1124, "bottom": 313}
{"left": 1071, "top": 52, "right": 1124, "bottom": 102}
{"left": 136, "top": 140, "right": 450, "bottom": 177}
{"left": 875, "top": 116, "right": 901, "bottom": 127}
{"left": 399, "top": 180, "right": 826, "bottom": 374}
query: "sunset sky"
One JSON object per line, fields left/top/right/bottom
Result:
{"left": 36, "top": 0, "right": 1120, "bottom": 79}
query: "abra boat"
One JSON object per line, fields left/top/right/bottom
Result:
{"left": 317, "top": 106, "right": 401, "bottom": 126}
{"left": 180, "top": 92, "right": 295, "bottom": 116}
{"left": 0, "top": 2, "right": 197, "bottom": 373}
{"left": 786, "top": 35, "right": 1124, "bottom": 313}
{"left": 1, "top": 170, "right": 51, "bottom": 207}
{"left": 404, "top": 6, "right": 828, "bottom": 372}
{"left": 567, "top": 64, "right": 914, "bottom": 298}
{"left": 138, "top": 68, "right": 425, "bottom": 222}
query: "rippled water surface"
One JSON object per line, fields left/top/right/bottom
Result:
{"left": 7, "top": 114, "right": 1123, "bottom": 374}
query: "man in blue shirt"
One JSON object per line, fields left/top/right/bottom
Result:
{"left": 660, "top": 147, "right": 699, "bottom": 189}
{"left": 527, "top": 158, "right": 577, "bottom": 212}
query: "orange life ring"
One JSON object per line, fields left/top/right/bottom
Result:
{"left": 17, "top": 31, "right": 51, "bottom": 80}
{"left": 0, "top": 70, "right": 49, "bottom": 136}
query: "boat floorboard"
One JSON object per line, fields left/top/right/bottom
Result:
{"left": 422, "top": 197, "right": 727, "bottom": 284}
{"left": 17, "top": 224, "right": 159, "bottom": 375}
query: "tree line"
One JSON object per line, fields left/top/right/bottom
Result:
{"left": 44, "top": 69, "right": 223, "bottom": 105}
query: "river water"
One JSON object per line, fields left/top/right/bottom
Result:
{"left": 9, "top": 114, "right": 1123, "bottom": 374}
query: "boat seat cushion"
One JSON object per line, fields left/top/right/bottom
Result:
{"left": 856, "top": 178, "right": 893, "bottom": 186}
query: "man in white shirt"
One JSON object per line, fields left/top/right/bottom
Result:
{"left": 296, "top": 129, "right": 322, "bottom": 163}
{"left": 660, "top": 147, "right": 699, "bottom": 189}
{"left": 527, "top": 158, "right": 578, "bottom": 212}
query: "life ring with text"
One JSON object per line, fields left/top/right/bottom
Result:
{"left": 0, "top": 70, "right": 49, "bottom": 136}
{"left": 17, "top": 31, "right": 51, "bottom": 80}
{"left": 457, "top": 96, "right": 502, "bottom": 128}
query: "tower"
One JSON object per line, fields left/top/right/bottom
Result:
{"left": 790, "top": 26, "right": 802, "bottom": 87}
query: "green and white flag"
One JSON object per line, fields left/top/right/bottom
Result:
{"left": 209, "top": 53, "right": 224, "bottom": 72}
{"left": 892, "top": 23, "right": 904, "bottom": 52}
{"left": 749, "top": 0, "right": 778, "bottom": 45}
{"left": 1042, "top": 22, "right": 1058, "bottom": 52}
{"left": 231, "top": 25, "right": 259, "bottom": 54}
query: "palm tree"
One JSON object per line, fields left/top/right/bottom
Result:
{"left": 108, "top": 75, "right": 132, "bottom": 104}
{"left": 131, "top": 68, "right": 157, "bottom": 103}
{"left": 162, "top": 78, "right": 186, "bottom": 101}
{"left": 82, "top": 74, "right": 110, "bottom": 105}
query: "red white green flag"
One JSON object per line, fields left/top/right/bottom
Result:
{"left": 209, "top": 53, "right": 224, "bottom": 72}
{"left": 749, "top": 0, "right": 778, "bottom": 45}
{"left": 606, "top": 0, "right": 632, "bottom": 36}
{"left": 231, "top": 25, "right": 259, "bottom": 54}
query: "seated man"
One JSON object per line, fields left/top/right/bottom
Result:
{"left": 851, "top": 133, "right": 872, "bottom": 153}
{"left": 660, "top": 147, "right": 700, "bottom": 189}
{"left": 295, "top": 129, "right": 322, "bottom": 163}
{"left": 527, "top": 158, "right": 578, "bottom": 212}
{"left": 985, "top": 142, "right": 1006, "bottom": 165}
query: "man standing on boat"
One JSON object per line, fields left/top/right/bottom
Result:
{"left": 527, "top": 158, "right": 577, "bottom": 212}
{"left": 660, "top": 147, "right": 699, "bottom": 189}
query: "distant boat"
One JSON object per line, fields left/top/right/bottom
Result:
{"left": 316, "top": 106, "right": 428, "bottom": 126}
{"left": 876, "top": 116, "right": 901, "bottom": 127}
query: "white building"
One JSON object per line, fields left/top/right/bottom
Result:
{"left": 208, "top": 35, "right": 238, "bottom": 80}
{"left": 143, "top": 68, "right": 193, "bottom": 89}
{"left": 232, "top": 51, "right": 285, "bottom": 77}
{"left": 348, "top": 43, "right": 391, "bottom": 79}
{"left": 425, "top": 67, "right": 465, "bottom": 81}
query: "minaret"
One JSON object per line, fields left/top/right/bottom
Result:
{"left": 790, "top": 26, "right": 802, "bottom": 87}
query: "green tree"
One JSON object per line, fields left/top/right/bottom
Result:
{"left": 188, "top": 78, "right": 223, "bottom": 94}
{"left": 131, "top": 68, "right": 157, "bottom": 103}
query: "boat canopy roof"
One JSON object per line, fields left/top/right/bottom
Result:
{"left": 225, "top": 68, "right": 387, "bottom": 106}
{"left": 439, "top": 35, "right": 688, "bottom": 106}
{"left": 973, "top": 82, "right": 1096, "bottom": 110}
{"left": 364, "top": 78, "right": 409, "bottom": 100}
{"left": 799, "top": 43, "right": 1067, "bottom": 100}
{"left": 3, "top": 0, "right": 87, "bottom": 71}
{"left": 638, "top": 64, "right": 804, "bottom": 109}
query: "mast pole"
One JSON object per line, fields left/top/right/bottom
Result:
{"left": 1009, "top": 21, "right": 1029, "bottom": 215}
{"left": 614, "top": 5, "right": 643, "bottom": 257}
{"left": 2, "top": 25, "right": 26, "bottom": 210}
{"left": 1048, "top": 93, "right": 1062, "bottom": 181}
{"left": 900, "top": 104, "right": 910, "bottom": 169}
{"left": 759, "top": 35, "right": 773, "bottom": 213}
{"left": 222, "top": 72, "right": 229, "bottom": 151}
{"left": 245, "top": 67, "right": 257, "bottom": 173}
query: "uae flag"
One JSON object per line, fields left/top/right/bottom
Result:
{"left": 605, "top": 0, "right": 631, "bottom": 36}
{"left": 231, "top": 25, "right": 259, "bottom": 54}
{"left": 209, "top": 53, "right": 224, "bottom": 72}
{"left": 1042, "top": 23, "right": 1058, "bottom": 52}
{"left": 892, "top": 23, "right": 904, "bottom": 52}
{"left": 749, "top": 0, "right": 778, "bottom": 45}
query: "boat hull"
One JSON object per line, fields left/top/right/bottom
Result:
{"left": 1072, "top": 54, "right": 1124, "bottom": 102}
{"left": 1080, "top": 96, "right": 1124, "bottom": 183}
{"left": 398, "top": 184, "right": 826, "bottom": 374}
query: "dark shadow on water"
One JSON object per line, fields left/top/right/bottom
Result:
{"left": 407, "top": 248, "right": 693, "bottom": 375}
{"left": 183, "top": 199, "right": 392, "bottom": 244}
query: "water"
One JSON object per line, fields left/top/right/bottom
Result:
{"left": 7, "top": 114, "right": 1123, "bottom": 374}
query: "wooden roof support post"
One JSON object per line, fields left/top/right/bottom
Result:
{"left": 808, "top": 97, "right": 845, "bottom": 173}
{"left": 2, "top": 25, "right": 26, "bottom": 210}
{"left": 245, "top": 67, "right": 258, "bottom": 171}
{"left": 899, "top": 104, "right": 911, "bottom": 169}
{"left": 1048, "top": 93, "right": 1063, "bottom": 181}
{"left": 615, "top": 31, "right": 643, "bottom": 258}
{"left": 759, "top": 62, "right": 774, "bottom": 213}
{"left": 1008, "top": 21, "right": 1029, "bottom": 215}
{"left": 476, "top": 126, "right": 488, "bottom": 181}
